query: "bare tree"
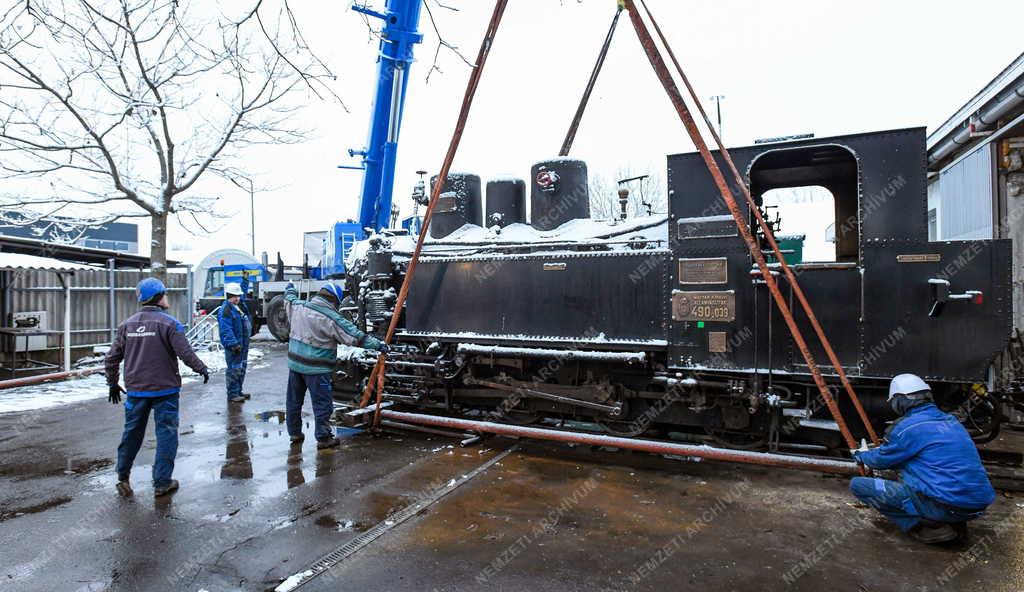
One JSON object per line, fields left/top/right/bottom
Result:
{"left": 0, "top": 0, "right": 338, "bottom": 276}
{"left": 589, "top": 167, "right": 666, "bottom": 220}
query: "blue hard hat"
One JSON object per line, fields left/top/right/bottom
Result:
{"left": 318, "top": 282, "right": 345, "bottom": 303}
{"left": 137, "top": 277, "right": 166, "bottom": 303}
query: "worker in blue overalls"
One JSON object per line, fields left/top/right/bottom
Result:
{"left": 850, "top": 374, "right": 996, "bottom": 544}
{"left": 218, "top": 282, "right": 252, "bottom": 404}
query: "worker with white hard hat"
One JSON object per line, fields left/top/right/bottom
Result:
{"left": 849, "top": 373, "right": 996, "bottom": 544}
{"left": 218, "top": 282, "right": 252, "bottom": 404}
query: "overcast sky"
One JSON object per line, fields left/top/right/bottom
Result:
{"left": 156, "top": 0, "right": 1024, "bottom": 265}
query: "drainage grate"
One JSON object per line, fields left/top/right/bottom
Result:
{"left": 276, "top": 446, "right": 514, "bottom": 591}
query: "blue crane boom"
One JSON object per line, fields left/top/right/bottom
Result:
{"left": 323, "top": 1, "right": 424, "bottom": 278}
{"left": 350, "top": 0, "right": 424, "bottom": 235}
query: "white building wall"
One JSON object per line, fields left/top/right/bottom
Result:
{"left": 932, "top": 145, "right": 994, "bottom": 240}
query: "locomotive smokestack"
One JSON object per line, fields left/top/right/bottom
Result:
{"left": 530, "top": 158, "right": 591, "bottom": 231}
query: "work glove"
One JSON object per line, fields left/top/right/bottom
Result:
{"left": 201, "top": 370, "right": 210, "bottom": 384}
{"left": 378, "top": 343, "right": 391, "bottom": 355}
{"left": 850, "top": 437, "right": 870, "bottom": 459}
{"left": 108, "top": 384, "right": 125, "bottom": 405}
{"left": 230, "top": 345, "right": 243, "bottom": 355}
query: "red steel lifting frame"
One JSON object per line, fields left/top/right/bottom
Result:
{"left": 358, "top": 1, "right": 874, "bottom": 471}
{"left": 621, "top": 0, "right": 867, "bottom": 450}
{"left": 634, "top": 0, "right": 878, "bottom": 446}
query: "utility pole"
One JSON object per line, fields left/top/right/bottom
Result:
{"left": 230, "top": 176, "right": 256, "bottom": 256}
{"left": 710, "top": 95, "right": 725, "bottom": 142}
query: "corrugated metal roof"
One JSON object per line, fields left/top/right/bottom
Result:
{"left": 0, "top": 252, "right": 99, "bottom": 271}
{"left": 927, "top": 51, "right": 1024, "bottom": 150}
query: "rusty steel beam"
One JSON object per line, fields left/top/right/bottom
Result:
{"left": 0, "top": 366, "right": 103, "bottom": 390}
{"left": 559, "top": 4, "right": 624, "bottom": 156}
{"left": 621, "top": 0, "right": 860, "bottom": 450}
{"left": 360, "top": 0, "right": 511, "bottom": 429}
{"left": 381, "top": 409, "right": 860, "bottom": 476}
{"left": 635, "top": 0, "right": 878, "bottom": 446}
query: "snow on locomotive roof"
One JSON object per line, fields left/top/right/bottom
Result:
{"left": 439, "top": 214, "right": 667, "bottom": 244}
{"left": 347, "top": 215, "right": 668, "bottom": 267}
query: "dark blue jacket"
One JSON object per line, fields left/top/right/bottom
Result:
{"left": 217, "top": 300, "right": 252, "bottom": 350}
{"left": 855, "top": 403, "right": 995, "bottom": 510}
{"left": 105, "top": 306, "right": 209, "bottom": 397}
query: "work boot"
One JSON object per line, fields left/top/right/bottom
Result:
{"left": 154, "top": 480, "right": 179, "bottom": 497}
{"left": 951, "top": 521, "right": 970, "bottom": 543}
{"left": 116, "top": 479, "right": 133, "bottom": 497}
{"left": 908, "top": 520, "right": 958, "bottom": 544}
{"left": 290, "top": 433, "right": 305, "bottom": 444}
{"left": 229, "top": 395, "right": 246, "bottom": 404}
{"left": 317, "top": 437, "right": 341, "bottom": 450}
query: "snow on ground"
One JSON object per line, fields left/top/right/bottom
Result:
{"left": 0, "top": 346, "right": 266, "bottom": 415}
{"left": 275, "top": 569, "right": 314, "bottom": 592}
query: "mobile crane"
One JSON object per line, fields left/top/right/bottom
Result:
{"left": 238, "top": 0, "right": 425, "bottom": 340}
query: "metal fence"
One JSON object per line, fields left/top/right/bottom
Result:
{"left": 0, "top": 263, "right": 193, "bottom": 353}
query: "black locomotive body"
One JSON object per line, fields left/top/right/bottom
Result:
{"left": 340, "top": 129, "right": 1015, "bottom": 450}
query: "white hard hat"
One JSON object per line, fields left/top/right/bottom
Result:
{"left": 224, "top": 283, "right": 244, "bottom": 296}
{"left": 888, "top": 373, "right": 930, "bottom": 401}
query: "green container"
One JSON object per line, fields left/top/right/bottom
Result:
{"left": 770, "top": 234, "right": 805, "bottom": 264}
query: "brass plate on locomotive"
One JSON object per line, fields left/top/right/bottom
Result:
{"left": 678, "top": 257, "right": 728, "bottom": 284}
{"left": 671, "top": 290, "right": 735, "bottom": 322}
{"left": 708, "top": 331, "right": 728, "bottom": 353}
{"left": 896, "top": 253, "right": 941, "bottom": 263}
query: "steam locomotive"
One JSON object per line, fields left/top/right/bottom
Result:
{"left": 336, "top": 128, "right": 1015, "bottom": 452}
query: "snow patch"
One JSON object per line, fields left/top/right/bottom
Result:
{"left": 275, "top": 570, "right": 314, "bottom": 592}
{"left": 0, "top": 347, "right": 265, "bottom": 415}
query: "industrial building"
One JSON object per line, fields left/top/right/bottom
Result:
{"left": 927, "top": 51, "right": 1024, "bottom": 326}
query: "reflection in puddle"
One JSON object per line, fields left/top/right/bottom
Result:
{"left": 255, "top": 410, "right": 286, "bottom": 424}
{"left": 221, "top": 405, "right": 253, "bottom": 480}
{"left": 286, "top": 445, "right": 305, "bottom": 489}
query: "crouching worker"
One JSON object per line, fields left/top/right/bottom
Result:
{"left": 105, "top": 278, "right": 210, "bottom": 497}
{"left": 284, "top": 282, "right": 389, "bottom": 449}
{"left": 850, "top": 373, "right": 995, "bottom": 544}
{"left": 218, "top": 282, "right": 252, "bottom": 404}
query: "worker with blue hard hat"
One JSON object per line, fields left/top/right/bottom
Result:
{"left": 849, "top": 373, "right": 996, "bottom": 544}
{"left": 282, "top": 281, "right": 389, "bottom": 449}
{"left": 104, "top": 277, "right": 210, "bottom": 497}
{"left": 218, "top": 282, "right": 252, "bottom": 403}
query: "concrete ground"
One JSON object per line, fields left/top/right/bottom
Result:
{"left": 1, "top": 341, "right": 1022, "bottom": 592}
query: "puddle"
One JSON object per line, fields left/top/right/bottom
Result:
{"left": 365, "top": 491, "right": 410, "bottom": 524}
{"left": 0, "top": 456, "right": 113, "bottom": 480}
{"left": 312, "top": 514, "right": 359, "bottom": 531}
{"left": 0, "top": 495, "right": 73, "bottom": 522}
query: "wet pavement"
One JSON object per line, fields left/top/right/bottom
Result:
{"left": 0, "top": 342, "right": 1022, "bottom": 592}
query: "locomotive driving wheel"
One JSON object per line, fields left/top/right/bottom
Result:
{"left": 496, "top": 403, "right": 542, "bottom": 425}
{"left": 961, "top": 392, "right": 1002, "bottom": 444}
{"left": 597, "top": 401, "right": 649, "bottom": 437}
{"left": 703, "top": 426, "right": 768, "bottom": 450}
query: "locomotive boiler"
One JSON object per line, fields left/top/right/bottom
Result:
{"left": 337, "top": 128, "right": 1015, "bottom": 452}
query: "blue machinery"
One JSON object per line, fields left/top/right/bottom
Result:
{"left": 327, "top": 0, "right": 424, "bottom": 278}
